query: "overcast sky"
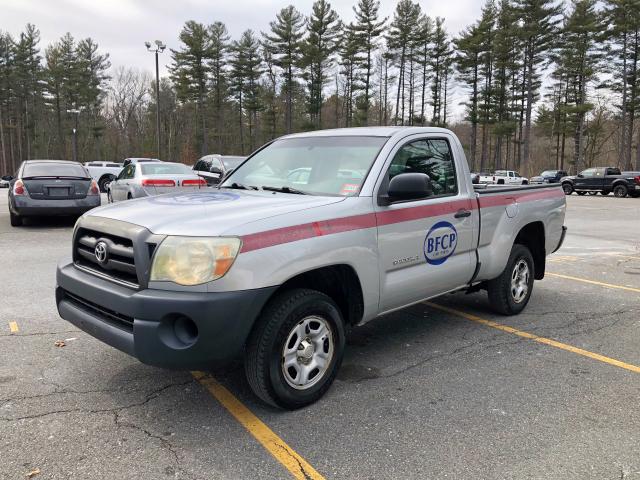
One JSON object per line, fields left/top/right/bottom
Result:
{"left": 1, "top": 0, "right": 483, "bottom": 119}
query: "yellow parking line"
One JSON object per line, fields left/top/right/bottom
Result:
{"left": 192, "top": 371, "right": 325, "bottom": 480}
{"left": 8, "top": 321, "right": 18, "bottom": 333}
{"left": 425, "top": 302, "right": 640, "bottom": 375}
{"left": 546, "top": 272, "right": 640, "bottom": 294}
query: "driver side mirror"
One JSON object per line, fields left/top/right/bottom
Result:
{"left": 577, "top": 173, "right": 584, "bottom": 178}
{"left": 380, "top": 173, "right": 433, "bottom": 205}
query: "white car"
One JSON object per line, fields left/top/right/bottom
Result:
{"left": 84, "top": 162, "right": 124, "bottom": 192}
{"left": 480, "top": 170, "right": 529, "bottom": 185}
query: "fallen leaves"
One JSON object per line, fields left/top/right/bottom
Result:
{"left": 26, "top": 468, "right": 40, "bottom": 478}
{"left": 54, "top": 340, "right": 66, "bottom": 348}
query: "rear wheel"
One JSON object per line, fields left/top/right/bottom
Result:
{"left": 9, "top": 210, "right": 22, "bottom": 227}
{"left": 98, "top": 175, "right": 113, "bottom": 193}
{"left": 487, "top": 244, "right": 535, "bottom": 315}
{"left": 562, "top": 183, "right": 573, "bottom": 195}
{"left": 614, "top": 184, "right": 628, "bottom": 198}
{"left": 245, "top": 288, "right": 345, "bottom": 409}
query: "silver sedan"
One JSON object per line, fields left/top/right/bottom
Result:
{"left": 107, "top": 162, "right": 207, "bottom": 202}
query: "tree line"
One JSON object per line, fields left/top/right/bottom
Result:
{"left": 1, "top": 0, "right": 639, "bottom": 177}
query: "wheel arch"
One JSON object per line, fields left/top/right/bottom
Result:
{"left": 265, "top": 264, "right": 365, "bottom": 327}
{"left": 514, "top": 221, "right": 545, "bottom": 280}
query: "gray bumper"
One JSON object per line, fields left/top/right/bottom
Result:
{"left": 56, "top": 258, "right": 276, "bottom": 369}
{"left": 12, "top": 196, "right": 101, "bottom": 216}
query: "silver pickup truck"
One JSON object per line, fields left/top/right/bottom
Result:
{"left": 56, "top": 127, "right": 566, "bottom": 409}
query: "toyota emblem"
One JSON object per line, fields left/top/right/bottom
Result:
{"left": 94, "top": 241, "right": 108, "bottom": 264}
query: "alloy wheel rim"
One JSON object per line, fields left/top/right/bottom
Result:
{"left": 281, "top": 316, "right": 334, "bottom": 390}
{"left": 510, "top": 259, "right": 530, "bottom": 304}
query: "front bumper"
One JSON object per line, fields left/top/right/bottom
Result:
{"left": 56, "top": 258, "right": 276, "bottom": 368}
{"left": 12, "top": 195, "right": 101, "bottom": 216}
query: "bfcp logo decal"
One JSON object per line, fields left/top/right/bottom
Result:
{"left": 424, "top": 221, "right": 458, "bottom": 265}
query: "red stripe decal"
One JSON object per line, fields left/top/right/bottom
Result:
{"left": 240, "top": 188, "right": 563, "bottom": 253}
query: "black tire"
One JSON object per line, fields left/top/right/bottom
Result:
{"left": 9, "top": 209, "right": 22, "bottom": 227}
{"left": 98, "top": 175, "right": 113, "bottom": 193}
{"left": 562, "top": 183, "right": 573, "bottom": 195}
{"left": 487, "top": 244, "right": 535, "bottom": 315}
{"left": 245, "top": 288, "right": 346, "bottom": 409}
{"left": 576, "top": 191, "right": 587, "bottom": 196}
{"left": 522, "top": 180, "right": 528, "bottom": 185}
{"left": 127, "top": 193, "right": 132, "bottom": 200}
{"left": 614, "top": 184, "right": 628, "bottom": 198}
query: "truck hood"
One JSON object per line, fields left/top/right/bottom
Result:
{"left": 89, "top": 189, "right": 345, "bottom": 236}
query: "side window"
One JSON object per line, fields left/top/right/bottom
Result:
{"left": 514, "top": 172, "right": 521, "bottom": 178}
{"left": 387, "top": 138, "right": 458, "bottom": 197}
{"left": 581, "top": 168, "right": 595, "bottom": 178}
{"left": 117, "top": 167, "right": 127, "bottom": 180}
{"left": 194, "top": 160, "right": 202, "bottom": 171}
{"left": 123, "top": 165, "right": 135, "bottom": 179}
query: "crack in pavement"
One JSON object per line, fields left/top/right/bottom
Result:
{"left": 0, "top": 379, "right": 195, "bottom": 422}
{"left": 274, "top": 442, "right": 313, "bottom": 480}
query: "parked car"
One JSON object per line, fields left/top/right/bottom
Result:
{"left": 0, "top": 176, "right": 10, "bottom": 188}
{"left": 6, "top": 160, "right": 100, "bottom": 227}
{"left": 193, "top": 154, "right": 247, "bottom": 185}
{"left": 470, "top": 173, "right": 480, "bottom": 184}
{"left": 107, "top": 161, "right": 206, "bottom": 202}
{"left": 480, "top": 170, "right": 529, "bottom": 185}
{"left": 84, "top": 161, "right": 124, "bottom": 192}
{"left": 530, "top": 170, "right": 568, "bottom": 184}
{"left": 56, "top": 126, "right": 566, "bottom": 409}
{"left": 561, "top": 167, "right": 640, "bottom": 197}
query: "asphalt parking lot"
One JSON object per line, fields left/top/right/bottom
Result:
{"left": 1, "top": 190, "right": 640, "bottom": 480}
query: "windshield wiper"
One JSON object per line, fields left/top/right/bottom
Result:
{"left": 220, "top": 182, "right": 259, "bottom": 190}
{"left": 261, "top": 186, "right": 309, "bottom": 195}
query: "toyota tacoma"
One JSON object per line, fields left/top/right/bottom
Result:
{"left": 56, "top": 127, "right": 567, "bottom": 409}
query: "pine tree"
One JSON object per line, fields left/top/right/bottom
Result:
{"left": 515, "top": 0, "right": 561, "bottom": 175}
{"left": 339, "top": 26, "right": 360, "bottom": 127}
{"left": 430, "top": 17, "right": 452, "bottom": 127}
{"left": 263, "top": 5, "right": 305, "bottom": 134}
{"left": 302, "top": 0, "right": 341, "bottom": 128}
{"left": 352, "top": 0, "right": 386, "bottom": 125}
{"left": 387, "top": 0, "right": 421, "bottom": 125}
{"left": 556, "top": 0, "right": 603, "bottom": 173}
{"left": 170, "top": 21, "right": 212, "bottom": 155}
{"left": 416, "top": 15, "right": 433, "bottom": 127}
{"left": 208, "top": 22, "right": 230, "bottom": 153}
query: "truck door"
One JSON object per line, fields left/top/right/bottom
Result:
{"left": 575, "top": 168, "right": 598, "bottom": 191}
{"left": 374, "top": 135, "right": 478, "bottom": 313}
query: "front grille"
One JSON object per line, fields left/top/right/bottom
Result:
{"left": 74, "top": 228, "right": 139, "bottom": 287}
{"left": 63, "top": 290, "right": 134, "bottom": 332}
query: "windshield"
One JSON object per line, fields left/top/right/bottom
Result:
{"left": 222, "top": 136, "right": 388, "bottom": 196}
{"left": 23, "top": 163, "right": 88, "bottom": 178}
{"left": 221, "top": 156, "right": 245, "bottom": 170}
{"left": 540, "top": 170, "right": 557, "bottom": 176}
{"left": 141, "top": 163, "right": 191, "bottom": 175}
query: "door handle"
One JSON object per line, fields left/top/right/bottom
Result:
{"left": 454, "top": 209, "right": 472, "bottom": 218}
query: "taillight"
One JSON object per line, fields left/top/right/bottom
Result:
{"left": 88, "top": 179, "right": 99, "bottom": 195}
{"left": 13, "top": 179, "right": 26, "bottom": 196}
{"left": 634, "top": 175, "right": 640, "bottom": 185}
{"left": 142, "top": 179, "right": 176, "bottom": 186}
{"left": 181, "top": 179, "right": 207, "bottom": 187}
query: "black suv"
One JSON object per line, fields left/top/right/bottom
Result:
{"left": 192, "top": 155, "right": 246, "bottom": 186}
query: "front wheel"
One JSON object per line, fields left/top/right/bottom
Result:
{"left": 614, "top": 185, "right": 628, "bottom": 198}
{"left": 562, "top": 183, "right": 573, "bottom": 195}
{"left": 487, "top": 244, "right": 535, "bottom": 315}
{"left": 245, "top": 289, "right": 345, "bottom": 409}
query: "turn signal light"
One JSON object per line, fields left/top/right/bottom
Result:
{"left": 142, "top": 179, "right": 176, "bottom": 186}
{"left": 13, "top": 179, "right": 26, "bottom": 196}
{"left": 88, "top": 179, "right": 100, "bottom": 195}
{"left": 181, "top": 179, "right": 207, "bottom": 187}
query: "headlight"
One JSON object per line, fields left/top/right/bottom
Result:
{"left": 150, "top": 236, "right": 241, "bottom": 285}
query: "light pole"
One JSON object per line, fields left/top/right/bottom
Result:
{"left": 66, "top": 108, "right": 83, "bottom": 163}
{"left": 145, "top": 40, "right": 166, "bottom": 160}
